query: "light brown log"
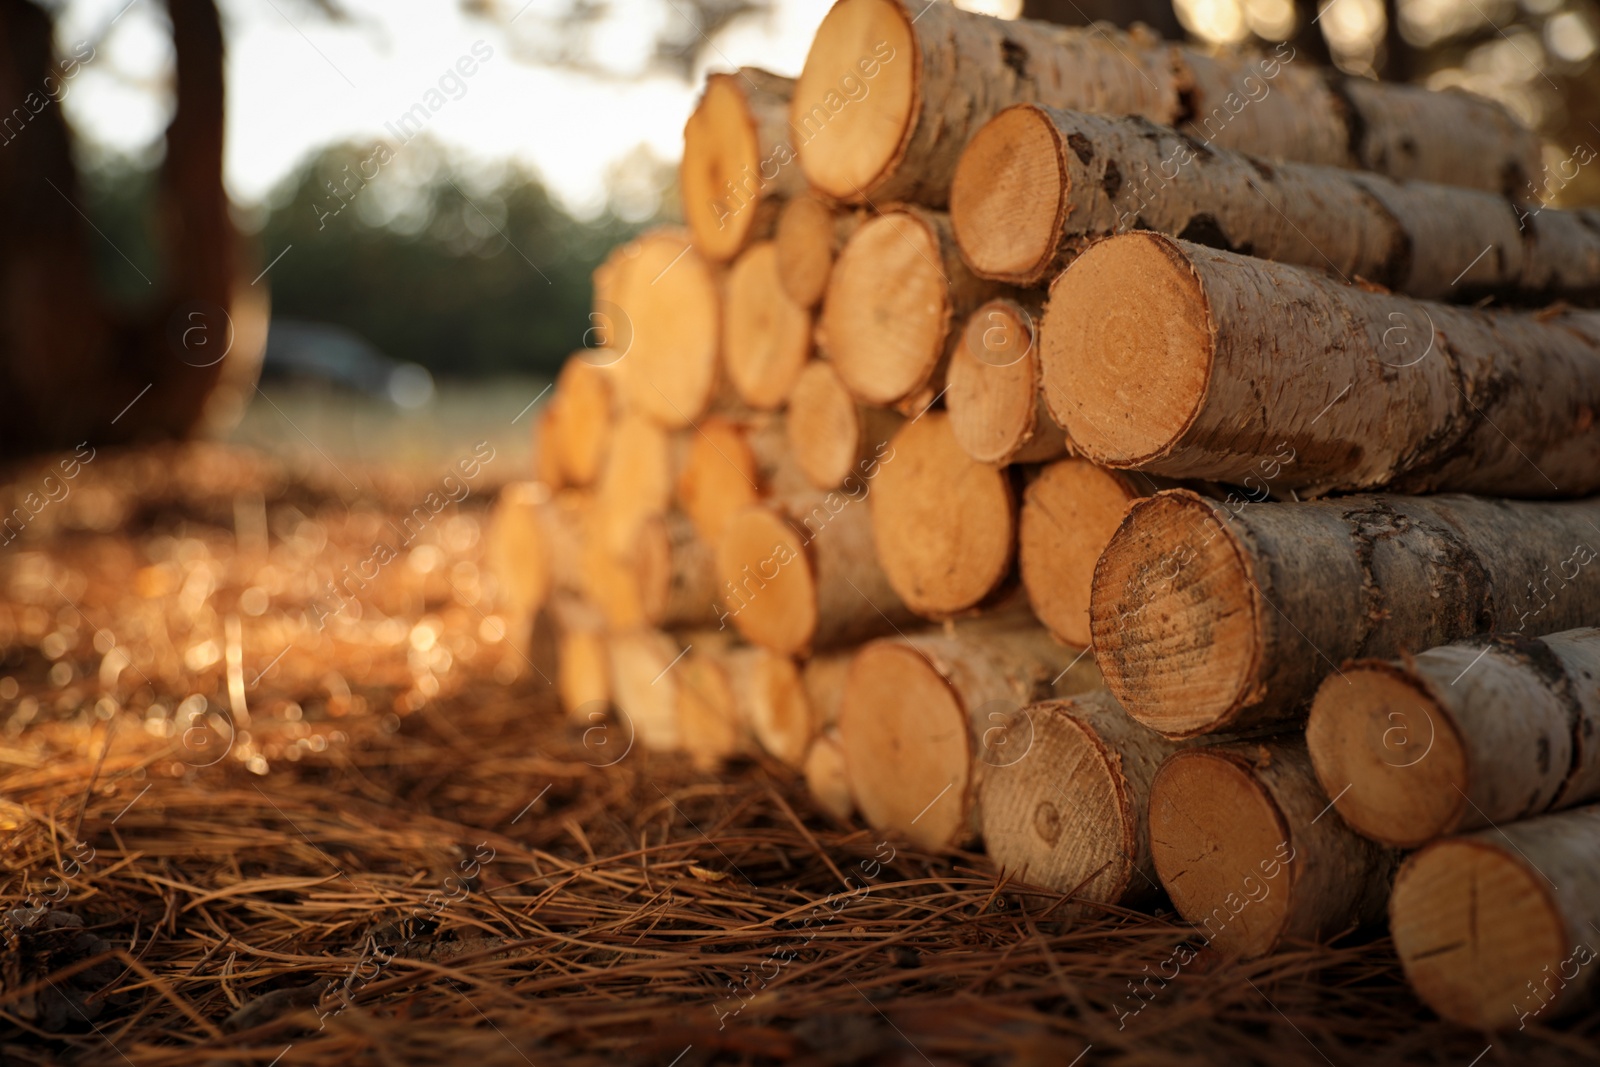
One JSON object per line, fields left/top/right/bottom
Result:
{"left": 1092, "top": 489, "right": 1600, "bottom": 738}
{"left": 821, "top": 207, "right": 1008, "bottom": 406}
{"left": 606, "top": 228, "right": 723, "bottom": 429}
{"left": 1018, "top": 460, "right": 1166, "bottom": 649}
{"left": 775, "top": 194, "right": 865, "bottom": 309}
{"left": 1148, "top": 740, "right": 1398, "bottom": 960}
{"left": 870, "top": 412, "right": 1015, "bottom": 618}
{"left": 946, "top": 298, "right": 1067, "bottom": 466}
{"left": 1042, "top": 233, "right": 1600, "bottom": 497}
{"left": 723, "top": 240, "right": 812, "bottom": 409}
{"left": 725, "top": 647, "right": 809, "bottom": 767}
{"left": 608, "top": 628, "right": 684, "bottom": 752}
{"left": 980, "top": 691, "right": 1185, "bottom": 914}
{"left": 634, "top": 511, "right": 721, "bottom": 630}
{"left": 531, "top": 406, "right": 565, "bottom": 490}
{"left": 675, "top": 642, "right": 757, "bottom": 771}
{"left": 951, "top": 105, "right": 1590, "bottom": 299}
{"left": 792, "top": 0, "right": 1537, "bottom": 206}
{"left": 545, "top": 355, "right": 617, "bottom": 487}
{"left": 681, "top": 69, "right": 804, "bottom": 264}
{"left": 1391, "top": 804, "right": 1600, "bottom": 1030}
{"left": 596, "top": 411, "right": 683, "bottom": 557}
{"left": 785, "top": 361, "right": 903, "bottom": 490}
{"left": 546, "top": 593, "right": 610, "bottom": 722}
{"left": 804, "top": 728, "right": 854, "bottom": 821}
{"left": 581, "top": 533, "right": 645, "bottom": 632}
{"left": 715, "top": 490, "right": 915, "bottom": 656}
{"left": 486, "top": 482, "right": 554, "bottom": 633}
{"left": 837, "top": 627, "right": 1100, "bottom": 850}
{"left": 675, "top": 412, "right": 795, "bottom": 544}
{"left": 1306, "top": 628, "right": 1600, "bottom": 849}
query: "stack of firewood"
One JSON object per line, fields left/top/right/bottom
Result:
{"left": 490, "top": 0, "right": 1600, "bottom": 1032}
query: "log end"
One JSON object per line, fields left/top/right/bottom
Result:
{"left": 872, "top": 413, "right": 1015, "bottom": 618}
{"left": 1090, "top": 490, "right": 1260, "bottom": 737}
{"left": 678, "top": 417, "right": 759, "bottom": 544}
{"left": 745, "top": 649, "right": 812, "bottom": 767}
{"left": 788, "top": 361, "right": 863, "bottom": 490}
{"left": 951, "top": 106, "right": 1066, "bottom": 285}
{"left": 838, "top": 640, "right": 972, "bottom": 851}
{"left": 776, "top": 195, "right": 840, "bottom": 308}
{"left": 1041, "top": 232, "right": 1212, "bottom": 467}
{"left": 633, "top": 514, "right": 675, "bottom": 626}
{"left": 725, "top": 241, "right": 812, "bottom": 409}
{"left": 792, "top": 0, "right": 915, "bottom": 202}
{"left": 676, "top": 651, "right": 745, "bottom": 771}
{"left": 682, "top": 73, "right": 766, "bottom": 262}
{"left": 804, "top": 730, "right": 856, "bottom": 821}
{"left": 609, "top": 630, "right": 683, "bottom": 751}
{"left": 1148, "top": 749, "right": 1295, "bottom": 960}
{"left": 1391, "top": 838, "right": 1568, "bottom": 1030}
{"left": 824, "top": 211, "right": 949, "bottom": 406}
{"left": 947, "top": 299, "right": 1046, "bottom": 465}
{"left": 980, "top": 701, "right": 1136, "bottom": 909}
{"left": 1019, "top": 460, "right": 1142, "bottom": 648}
{"left": 1305, "top": 665, "right": 1469, "bottom": 848}
{"left": 715, "top": 504, "right": 818, "bottom": 655}
{"left": 615, "top": 230, "right": 721, "bottom": 428}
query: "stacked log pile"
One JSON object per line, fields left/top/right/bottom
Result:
{"left": 488, "top": 0, "right": 1600, "bottom": 1033}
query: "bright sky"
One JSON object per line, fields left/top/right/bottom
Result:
{"left": 56, "top": 0, "right": 837, "bottom": 216}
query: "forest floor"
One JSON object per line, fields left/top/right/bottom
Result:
{"left": 0, "top": 439, "right": 1596, "bottom": 1066}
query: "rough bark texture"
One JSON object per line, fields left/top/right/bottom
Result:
{"left": 838, "top": 626, "right": 1100, "bottom": 850}
{"left": 635, "top": 510, "right": 721, "bottom": 629}
{"left": 1019, "top": 461, "right": 1162, "bottom": 648}
{"left": 822, "top": 207, "right": 1009, "bottom": 406}
{"left": 1149, "top": 740, "right": 1399, "bottom": 960}
{"left": 946, "top": 298, "right": 1069, "bottom": 466}
{"left": 715, "top": 490, "right": 915, "bottom": 656}
{"left": 953, "top": 105, "right": 1584, "bottom": 299}
{"left": 1307, "top": 627, "right": 1600, "bottom": 848}
{"left": 1093, "top": 489, "right": 1600, "bottom": 737}
{"left": 793, "top": 0, "right": 1537, "bottom": 207}
{"left": 681, "top": 69, "right": 805, "bottom": 264}
{"left": 785, "top": 360, "right": 903, "bottom": 490}
{"left": 870, "top": 412, "right": 1017, "bottom": 618}
{"left": 1042, "top": 233, "right": 1600, "bottom": 497}
{"left": 979, "top": 691, "right": 1184, "bottom": 914}
{"left": 723, "top": 241, "right": 812, "bottom": 409}
{"left": 1391, "top": 804, "right": 1600, "bottom": 1030}
{"left": 775, "top": 195, "right": 866, "bottom": 309}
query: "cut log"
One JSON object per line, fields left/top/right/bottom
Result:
{"left": 1390, "top": 804, "right": 1600, "bottom": 1030}
{"left": 792, "top": 0, "right": 1537, "bottom": 206}
{"left": 545, "top": 355, "right": 617, "bottom": 487}
{"left": 1306, "top": 627, "right": 1600, "bottom": 848}
{"left": 980, "top": 691, "right": 1185, "bottom": 914}
{"left": 1019, "top": 460, "right": 1162, "bottom": 650}
{"left": 726, "top": 647, "right": 811, "bottom": 767}
{"left": 596, "top": 411, "right": 683, "bottom": 557}
{"left": 715, "top": 491, "right": 915, "bottom": 656}
{"left": 681, "top": 69, "right": 803, "bottom": 263}
{"left": 608, "top": 628, "right": 685, "bottom": 752}
{"left": 581, "top": 538, "right": 645, "bottom": 632}
{"left": 1148, "top": 740, "right": 1399, "bottom": 960}
{"left": 946, "top": 298, "right": 1067, "bottom": 466}
{"left": 1041, "top": 233, "right": 1600, "bottom": 497}
{"left": 837, "top": 627, "right": 1100, "bottom": 850}
{"left": 821, "top": 207, "right": 1007, "bottom": 406}
{"left": 634, "top": 511, "right": 721, "bottom": 630}
{"left": 531, "top": 406, "right": 565, "bottom": 490}
{"left": 675, "top": 412, "right": 794, "bottom": 543}
{"left": 785, "top": 361, "right": 903, "bottom": 490}
{"left": 804, "top": 728, "right": 854, "bottom": 821}
{"left": 546, "top": 593, "right": 610, "bottom": 722}
{"left": 951, "top": 105, "right": 1589, "bottom": 299}
{"left": 871, "top": 412, "right": 1016, "bottom": 618}
{"left": 486, "top": 482, "right": 554, "bottom": 634}
{"left": 1091, "top": 489, "right": 1600, "bottom": 738}
{"left": 723, "top": 240, "right": 812, "bottom": 409}
{"left": 607, "top": 228, "right": 723, "bottom": 429}
{"left": 675, "top": 642, "right": 756, "bottom": 771}
{"left": 775, "top": 194, "right": 866, "bottom": 309}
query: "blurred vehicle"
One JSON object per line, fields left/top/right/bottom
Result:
{"left": 262, "top": 319, "right": 435, "bottom": 409}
